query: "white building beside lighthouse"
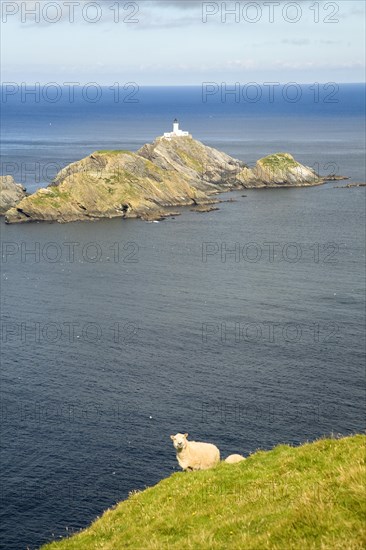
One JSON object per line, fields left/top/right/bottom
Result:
{"left": 163, "top": 119, "right": 191, "bottom": 140}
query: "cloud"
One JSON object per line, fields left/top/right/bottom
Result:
{"left": 274, "top": 59, "right": 364, "bottom": 70}
{"left": 319, "top": 40, "right": 341, "bottom": 45}
{"left": 3, "top": 0, "right": 201, "bottom": 28}
{"left": 225, "top": 59, "right": 256, "bottom": 69}
{"left": 282, "top": 38, "right": 310, "bottom": 46}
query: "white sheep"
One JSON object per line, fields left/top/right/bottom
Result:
{"left": 224, "top": 454, "right": 246, "bottom": 464}
{"left": 170, "top": 433, "right": 220, "bottom": 471}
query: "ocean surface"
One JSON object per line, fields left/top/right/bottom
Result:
{"left": 0, "top": 85, "right": 365, "bottom": 549}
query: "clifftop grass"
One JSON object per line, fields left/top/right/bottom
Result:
{"left": 41, "top": 434, "right": 365, "bottom": 550}
{"left": 258, "top": 153, "right": 299, "bottom": 170}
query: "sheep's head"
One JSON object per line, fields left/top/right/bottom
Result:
{"left": 170, "top": 433, "right": 188, "bottom": 452}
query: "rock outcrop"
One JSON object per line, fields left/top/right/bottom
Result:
{"left": 238, "top": 153, "right": 321, "bottom": 188}
{"left": 5, "top": 137, "right": 325, "bottom": 224}
{"left": 0, "top": 176, "right": 27, "bottom": 215}
{"left": 138, "top": 135, "right": 242, "bottom": 186}
{"left": 333, "top": 182, "right": 365, "bottom": 188}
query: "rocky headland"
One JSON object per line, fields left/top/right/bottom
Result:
{"left": 4, "top": 136, "right": 338, "bottom": 224}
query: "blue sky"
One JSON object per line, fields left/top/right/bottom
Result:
{"left": 1, "top": 0, "right": 365, "bottom": 84}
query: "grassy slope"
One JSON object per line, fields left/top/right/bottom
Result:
{"left": 259, "top": 153, "right": 299, "bottom": 170}
{"left": 41, "top": 435, "right": 365, "bottom": 550}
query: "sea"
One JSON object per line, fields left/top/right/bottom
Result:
{"left": 0, "top": 84, "right": 365, "bottom": 549}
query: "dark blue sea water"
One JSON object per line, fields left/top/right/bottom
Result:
{"left": 0, "top": 85, "right": 365, "bottom": 549}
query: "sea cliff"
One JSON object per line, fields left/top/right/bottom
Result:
{"left": 0, "top": 176, "right": 27, "bottom": 215}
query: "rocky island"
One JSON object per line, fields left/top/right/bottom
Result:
{"left": 4, "top": 123, "right": 332, "bottom": 224}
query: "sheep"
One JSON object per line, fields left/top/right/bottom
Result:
{"left": 170, "top": 433, "right": 220, "bottom": 471}
{"left": 224, "top": 454, "right": 246, "bottom": 464}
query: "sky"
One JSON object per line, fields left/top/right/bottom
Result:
{"left": 1, "top": 0, "right": 365, "bottom": 85}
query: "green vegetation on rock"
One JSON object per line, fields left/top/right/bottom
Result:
{"left": 31, "top": 187, "right": 70, "bottom": 206}
{"left": 41, "top": 434, "right": 365, "bottom": 550}
{"left": 176, "top": 149, "right": 205, "bottom": 172}
{"left": 259, "top": 153, "right": 300, "bottom": 170}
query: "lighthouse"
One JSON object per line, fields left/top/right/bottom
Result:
{"left": 163, "top": 119, "right": 191, "bottom": 140}
{"left": 173, "top": 118, "right": 179, "bottom": 134}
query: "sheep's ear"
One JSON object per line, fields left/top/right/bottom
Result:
{"left": 170, "top": 435, "right": 175, "bottom": 440}
{"left": 184, "top": 433, "right": 188, "bottom": 438}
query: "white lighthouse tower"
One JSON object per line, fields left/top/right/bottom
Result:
{"left": 163, "top": 118, "right": 191, "bottom": 140}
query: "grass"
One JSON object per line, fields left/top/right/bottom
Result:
{"left": 41, "top": 434, "right": 365, "bottom": 549}
{"left": 175, "top": 149, "right": 205, "bottom": 172}
{"left": 259, "top": 153, "right": 299, "bottom": 170}
{"left": 30, "top": 187, "right": 71, "bottom": 208}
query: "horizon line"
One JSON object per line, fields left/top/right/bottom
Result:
{"left": 1, "top": 81, "right": 365, "bottom": 87}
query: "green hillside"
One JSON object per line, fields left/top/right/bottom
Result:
{"left": 41, "top": 434, "right": 366, "bottom": 550}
